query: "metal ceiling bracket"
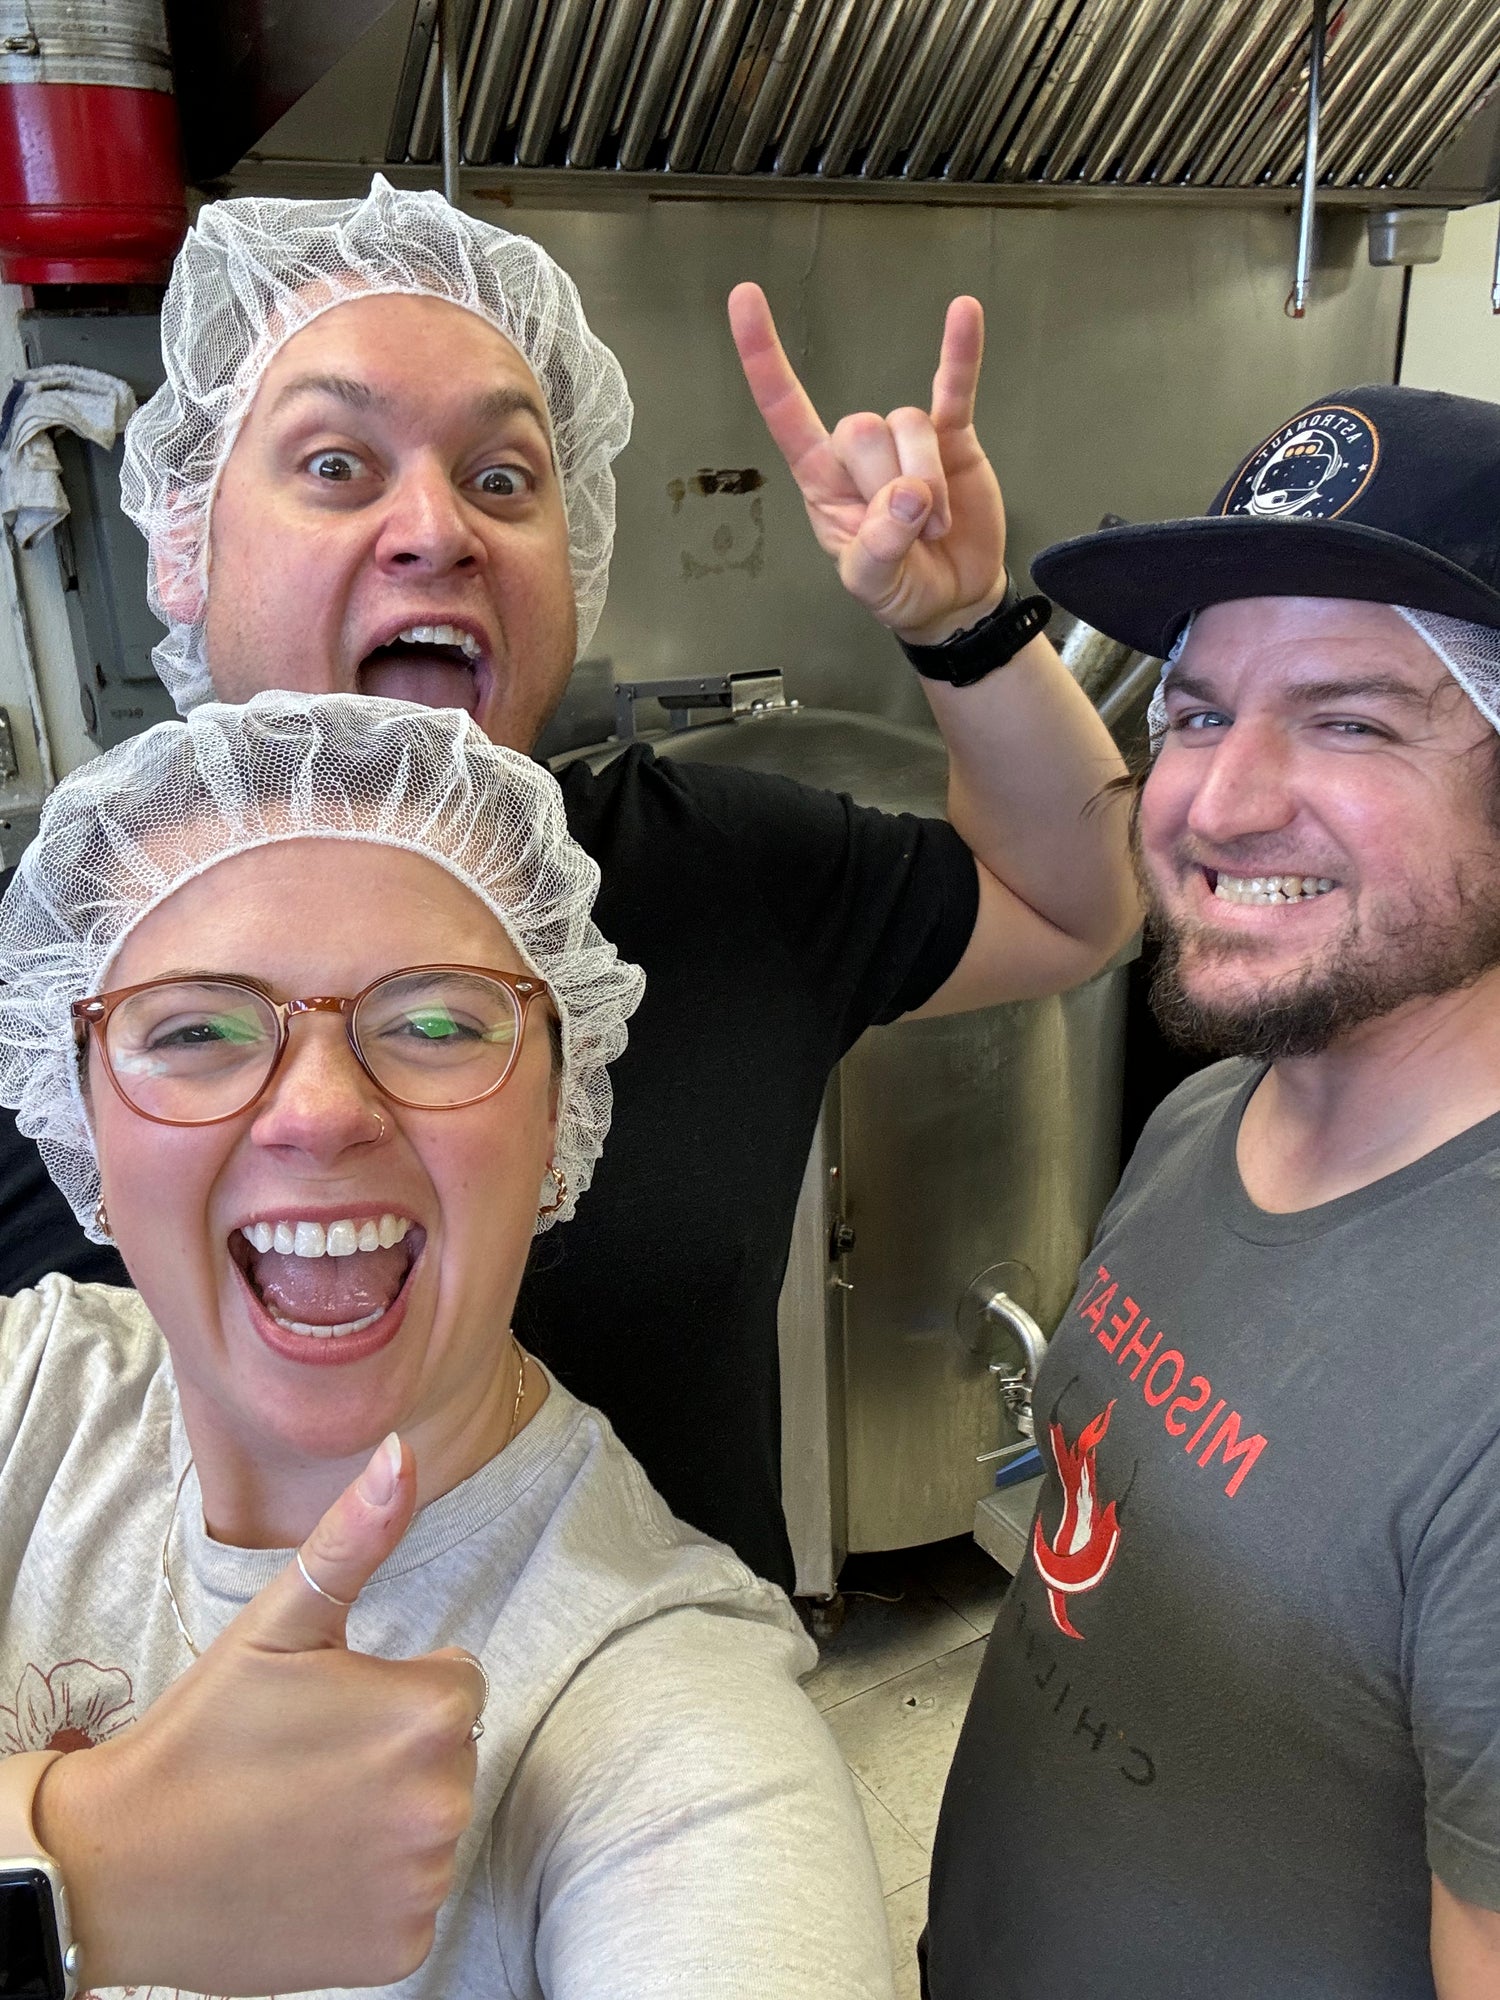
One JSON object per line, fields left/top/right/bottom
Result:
{"left": 1286, "top": 0, "right": 1329, "bottom": 319}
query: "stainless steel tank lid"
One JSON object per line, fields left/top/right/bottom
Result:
{"left": 560, "top": 705, "right": 949, "bottom": 821}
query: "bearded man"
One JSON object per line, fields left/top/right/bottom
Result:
{"left": 0, "top": 179, "right": 1135, "bottom": 1589}
{"left": 924, "top": 384, "right": 1500, "bottom": 1997}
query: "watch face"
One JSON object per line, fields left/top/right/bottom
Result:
{"left": 0, "top": 1871, "right": 65, "bottom": 1999}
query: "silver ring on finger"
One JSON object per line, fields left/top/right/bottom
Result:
{"left": 296, "top": 1549, "right": 356, "bottom": 1608}
{"left": 465, "top": 1654, "right": 490, "bottom": 1741}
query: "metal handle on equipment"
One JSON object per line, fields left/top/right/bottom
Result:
{"left": 971, "top": 1288, "right": 1047, "bottom": 1462}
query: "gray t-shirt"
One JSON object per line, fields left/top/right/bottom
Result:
{"left": 0, "top": 1276, "right": 892, "bottom": 2000}
{"left": 928, "top": 1060, "right": 1500, "bottom": 2000}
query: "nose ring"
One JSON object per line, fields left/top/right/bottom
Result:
{"left": 372, "top": 1112, "right": 387, "bottom": 1143}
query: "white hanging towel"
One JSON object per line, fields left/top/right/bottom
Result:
{"left": 0, "top": 365, "right": 137, "bottom": 548}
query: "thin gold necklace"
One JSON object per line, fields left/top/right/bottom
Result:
{"left": 162, "top": 1344, "right": 531, "bottom": 1659}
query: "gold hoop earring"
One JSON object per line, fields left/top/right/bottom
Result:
{"left": 94, "top": 1200, "right": 110, "bottom": 1237}
{"left": 537, "top": 1164, "right": 568, "bottom": 1218}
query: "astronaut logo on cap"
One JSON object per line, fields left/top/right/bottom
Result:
{"left": 1220, "top": 405, "right": 1378, "bottom": 522}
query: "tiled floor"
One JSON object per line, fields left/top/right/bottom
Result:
{"left": 803, "top": 1535, "right": 1009, "bottom": 1999}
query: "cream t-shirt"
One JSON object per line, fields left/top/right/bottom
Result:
{"left": 0, "top": 1276, "right": 892, "bottom": 2000}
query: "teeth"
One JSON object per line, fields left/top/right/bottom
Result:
{"left": 1213, "top": 873, "right": 1336, "bottom": 906}
{"left": 238, "top": 1214, "right": 411, "bottom": 1259}
{"left": 265, "top": 1304, "right": 386, "bottom": 1340}
{"left": 395, "top": 623, "right": 480, "bottom": 660}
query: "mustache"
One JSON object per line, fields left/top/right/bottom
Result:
{"left": 1160, "top": 842, "right": 1344, "bottom": 881}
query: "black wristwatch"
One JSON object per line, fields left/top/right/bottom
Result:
{"left": 898, "top": 573, "right": 1052, "bottom": 688}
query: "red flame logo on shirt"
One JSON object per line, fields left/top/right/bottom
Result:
{"left": 1030, "top": 1400, "right": 1122, "bottom": 1640}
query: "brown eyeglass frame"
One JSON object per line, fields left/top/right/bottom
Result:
{"left": 70, "top": 963, "right": 554, "bottom": 1127}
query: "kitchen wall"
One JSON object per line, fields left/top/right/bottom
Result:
{"left": 448, "top": 191, "right": 1405, "bottom": 726}
{"left": 1400, "top": 198, "right": 1500, "bottom": 401}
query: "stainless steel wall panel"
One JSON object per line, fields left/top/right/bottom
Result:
{"left": 776, "top": 1068, "right": 847, "bottom": 1596}
{"left": 440, "top": 196, "right": 1400, "bottom": 722}
{"left": 837, "top": 968, "right": 1128, "bottom": 1550}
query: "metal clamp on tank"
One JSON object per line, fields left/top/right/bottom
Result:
{"left": 613, "top": 671, "right": 791, "bottom": 739}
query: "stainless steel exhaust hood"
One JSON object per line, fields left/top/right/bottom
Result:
{"left": 340, "top": 0, "right": 1499, "bottom": 203}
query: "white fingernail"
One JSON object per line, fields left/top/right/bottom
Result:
{"left": 357, "top": 1432, "right": 402, "bottom": 1508}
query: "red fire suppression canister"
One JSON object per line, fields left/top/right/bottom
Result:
{"left": 0, "top": 0, "right": 186, "bottom": 285}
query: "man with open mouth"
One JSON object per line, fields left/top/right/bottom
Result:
{"left": 0, "top": 177, "right": 1137, "bottom": 1592}
{"left": 923, "top": 385, "right": 1500, "bottom": 1995}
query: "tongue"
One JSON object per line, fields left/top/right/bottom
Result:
{"left": 250, "top": 1247, "right": 410, "bottom": 1326}
{"left": 359, "top": 649, "right": 477, "bottom": 714}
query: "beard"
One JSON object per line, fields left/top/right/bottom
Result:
{"left": 1138, "top": 829, "right": 1500, "bottom": 1063}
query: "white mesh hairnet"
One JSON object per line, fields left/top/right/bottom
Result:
{"left": 1394, "top": 607, "right": 1500, "bottom": 734}
{"left": 0, "top": 692, "right": 644, "bottom": 1244}
{"left": 1146, "top": 620, "right": 1191, "bottom": 753}
{"left": 119, "top": 175, "right": 633, "bottom": 714}
{"left": 1146, "top": 607, "right": 1500, "bottom": 753}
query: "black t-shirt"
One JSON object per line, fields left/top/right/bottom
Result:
{"left": 0, "top": 747, "right": 977, "bottom": 1589}
{"left": 927, "top": 1061, "right": 1500, "bottom": 1998}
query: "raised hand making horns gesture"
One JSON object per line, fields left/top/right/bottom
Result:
{"left": 728, "top": 282, "right": 1008, "bottom": 645}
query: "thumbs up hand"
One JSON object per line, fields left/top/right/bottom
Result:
{"left": 33, "top": 1435, "right": 486, "bottom": 1998}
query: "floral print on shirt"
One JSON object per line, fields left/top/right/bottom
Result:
{"left": 0, "top": 1657, "right": 135, "bottom": 1753}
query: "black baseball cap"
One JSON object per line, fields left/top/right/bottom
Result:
{"left": 1032, "top": 383, "right": 1500, "bottom": 659}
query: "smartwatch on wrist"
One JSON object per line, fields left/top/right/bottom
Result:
{"left": 0, "top": 1751, "right": 82, "bottom": 2000}
{"left": 898, "top": 572, "right": 1052, "bottom": 688}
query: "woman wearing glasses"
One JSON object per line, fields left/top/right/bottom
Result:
{"left": 0, "top": 693, "right": 889, "bottom": 2000}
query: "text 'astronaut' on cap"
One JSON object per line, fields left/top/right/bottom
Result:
{"left": 1030, "top": 383, "right": 1500, "bottom": 661}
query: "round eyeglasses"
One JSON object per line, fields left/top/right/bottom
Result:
{"left": 71, "top": 964, "right": 553, "bottom": 1126}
